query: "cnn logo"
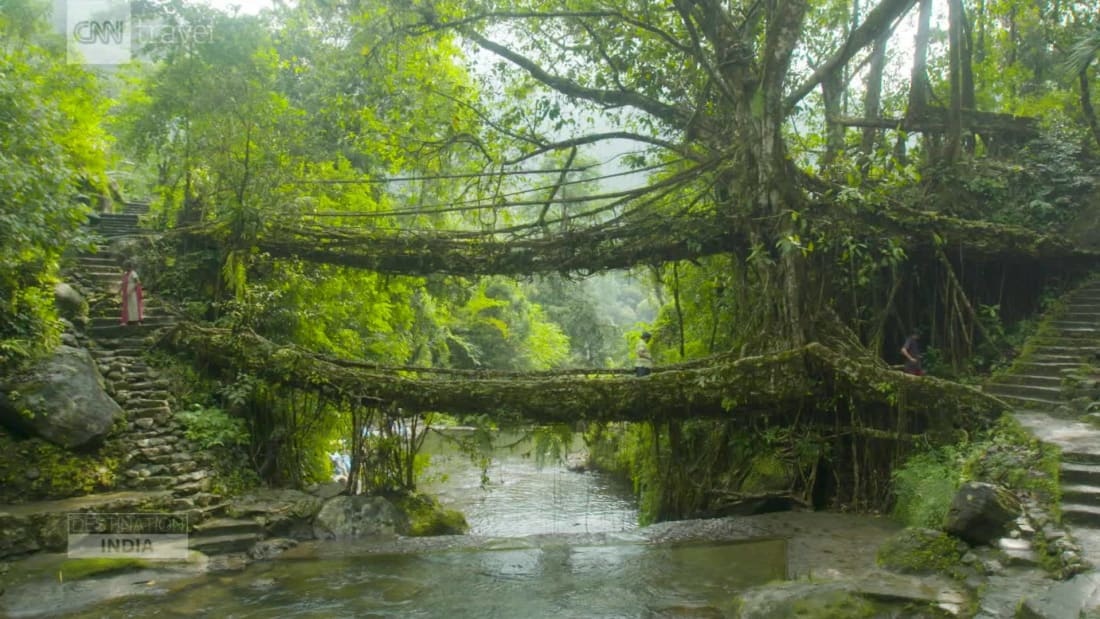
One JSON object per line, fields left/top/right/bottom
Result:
{"left": 66, "top": 0, "right": 131, "bottom": 64}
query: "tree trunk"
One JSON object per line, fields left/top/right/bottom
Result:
{"left": 945, "top": 0, "right": 964, "bottom": 162}
{"left": 908, "top": 0, "right": 933, "bottom": 160}
{"left": 823, "top": 71, "right": 846, "bottom": 166}
{"left": 1081, "top": 66, "right": 1100, "bottom": 151}
{"left": 861, "top": 30, "right": 890, "bottom": 160}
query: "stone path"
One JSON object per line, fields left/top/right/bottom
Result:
{"left": 72, "top": 202, "right": 219, "bottom": 506}
{"left": 982, "top": 275, "right": 1100, "bottom": 617}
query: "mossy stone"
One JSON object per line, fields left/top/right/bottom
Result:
{"left": 877, "top": 527, "right": 967, "bottom": 576}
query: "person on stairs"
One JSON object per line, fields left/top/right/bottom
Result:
{"left": 120, "top": 262, "right": 144, "bottom": 326}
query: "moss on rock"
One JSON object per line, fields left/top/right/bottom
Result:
{"left": 877, "top": 527, "right": 968, "bottom": 577}
{"left": 392, "top": 492, "right": 469, "bottom": 536}
{"left": 0, "top": 431, "right": 120, "bottom": 502}
{"left": 58, "top": 557, "right": 151, "bottom": 580}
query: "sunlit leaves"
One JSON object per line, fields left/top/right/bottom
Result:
{"left": 0, "top": 7, "right": 109, "bottom": 365}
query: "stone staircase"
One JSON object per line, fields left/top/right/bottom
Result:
{"left": 71, "top": 203, "right": 220, "bottom": 507}
{"left": 987, "top": 277, "right": 1100, "bottom": 529}
{"left": 982, "top": 276, "right": 1100, "bottom": 616}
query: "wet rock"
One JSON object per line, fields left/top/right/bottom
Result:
{"left": 735, "top": 574, "right": 969, "bottom": 619}
{"left": 307, "top": 481, "right": 346, "bottom": 501}
{"left": 248, "top": 538, "right": 298, "bottom": 561}
{"left": 226, "top": 489, "right": 323, "bottom": 539}
{"left": 0, "top": 514, "right": 40, "bottom": 558}
{"left": 944, "top": 482, "right": 1020, "bottom": 546}
{"left": 0, "top": 345, "right": 124, "bottom": 448}
{"left": 312, "top": 495, "right": 408, "bottom": 540}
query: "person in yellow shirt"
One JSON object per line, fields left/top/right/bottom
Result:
{"left": 635, "top": 331, "right": 653, "bottom": 377}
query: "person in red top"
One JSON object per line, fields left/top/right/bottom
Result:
{"left": 119, "top": 263, "right": 144, "bottom": 326}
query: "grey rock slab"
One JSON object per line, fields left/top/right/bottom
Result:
{"left": 0, "top": 345, "right": 124, "bottom": 448}
{"left": 312, "top": 495, "right": 408, "bottom": 540}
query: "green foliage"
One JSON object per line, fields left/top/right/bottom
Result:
{"left": 176, "top": 404, "right": 249, "bottom": 449}
{"left": 960, "top": 416, "right": 1060, "bottom": 508}
{"left": 451, "top": 277, "right": 570, "bottom": 370}
{"left": 890, "top": 446, "right": 961, "bottom": 528}
{"left": 0, "top": 2, "right": 108, "bottom": 368}
{"left": 530, "top": 424, "right": 575, "bottom": 468}
{"left": 893, "top": 416, "right": 1060, "bottom": 529}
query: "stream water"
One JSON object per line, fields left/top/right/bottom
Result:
{"left": 0, "top": 431, "right": 902, "bottom": 618}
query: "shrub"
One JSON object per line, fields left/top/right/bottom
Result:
{"left": 891, "top": 446, "right": 961, "bottom": 528}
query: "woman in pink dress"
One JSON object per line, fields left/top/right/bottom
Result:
{"left": 120, "top": 263, "right": 144, "bottom": 326}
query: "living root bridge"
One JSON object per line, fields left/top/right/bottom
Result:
{"left": 168, "top": 324, "right": 1006, "bottom": 435}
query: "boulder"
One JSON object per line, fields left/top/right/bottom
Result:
{"left": 0, "top": 513, "right": 41, "bottom": 558}
{"left": 0, "top": 345, "right": 124, "bottom": 448}
{"left": 53, "top": 283, "right": 87, "bottom": 322}
{"left": 226, "top": 488, "right": 322, "bottom": 539}
{"left": 312, "top": 495, "right": 408, "bottom": 540}
{"left": 944, "top": 482, "right": 1021, "bottom": 546}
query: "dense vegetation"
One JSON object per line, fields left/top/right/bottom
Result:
{"left": 2, "top": 0, "right": 1099, "bottom": 520}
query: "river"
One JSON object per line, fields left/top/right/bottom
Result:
{"left": 0, "top": 430, "right": 909, "bottom": 618}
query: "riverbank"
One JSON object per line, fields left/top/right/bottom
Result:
{"left": 0, "top": 510, "right": 922, "bottom": 618}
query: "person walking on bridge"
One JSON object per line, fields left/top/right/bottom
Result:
{"left": 635, "top": 331, "right": 654, "bottom": 377}
{"left": 901, "top": 330, "right": 923, "bottom": 376}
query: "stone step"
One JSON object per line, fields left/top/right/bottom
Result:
{"left": 99, "top": 212, "right": 139, "bottom": 221}
{"left": 1009, "top": 362, "right": 1081, "bottom": 377}
{"left": 1060, "top": 461, "right": 1100, "bottom": 484}
{"left": 1049, "top": 321, "right": 1100, "bottom": 330}
{"left": 77, "top": 256, "right": 119, "bottom": 267}
{"left": 90, "top": 323, "right": 176, "bottom": 339}
{"left": 1018, "top": 573, "right": 1100, "bottom": 619}
{"left": 119, "top": 391, "right": 173, "bottom": 403}
{"left": 992, "top": 374, "right": 1063, "bottom": 387}
{"left": 1061, "top": 503, "right": 1100, "bottom": 528}
{"left": 124, "top": 400, "right": 172, "bottom": 412}
{"left": 1060, "top": 483, "right": 1100, "bottom": 507}
{"left": 1027, "top": 345, "right": 1100, "bottom": 357}
{"left": 983, "top": 382, "right": 1063, "bottom": 400}
{"left": 1030, "top": 353, "right": 1087, "bottom": 363}
{"left": 90, "top": 315, "right": 176, "bottom": 328}
{"left": 193, "top": 517, "right": 263, "bottom": 538}
{"left": 95, "top": 347, "right": 148, "bottom": 358}
{"left": 1059, "top": 312, "right": 1100, "bottom": 321}
{"left": 997, "top": 537, "right": 1042, "bottom": 567}
{"left": 174, "top": 478, "right": 214, "bottom": 495}
{"left": 127, "top": 475, "right": 177, "bottom": 490}
{"left": 188, "top": 531, "right": 262, "bottom": 556}
{"left": 987, "top": 392, "right": 1061, "bottom": 409}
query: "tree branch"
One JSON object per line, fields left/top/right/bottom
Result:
{"left": 786, "top": 0, "right": 915, "bottom": 110}
{"left": 465, "top": 31, "right": 691, "bottom": 128}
